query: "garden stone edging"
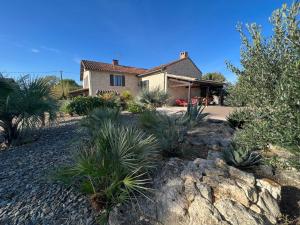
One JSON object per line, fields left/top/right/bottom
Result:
{"left": 109, "top": 157, "right": 282, "bottom": 225}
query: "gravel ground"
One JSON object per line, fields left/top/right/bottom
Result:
{"left": 0, "top": 118, "right": 97, "bottom": 225}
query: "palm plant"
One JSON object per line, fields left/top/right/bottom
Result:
{"left": 80, "top": 107, "right": 120, "bottom": 139}
{"left": 139, "top": 110, "right": 186, "bottom": 157}
{"left": 57, "top": 120, "right": 158, "bottom": 224}
{"left": 139, "top": 87, "right": 169, "bottom": 108}
{"left": 0, "top": 75, "right": 57, "bottom": 147}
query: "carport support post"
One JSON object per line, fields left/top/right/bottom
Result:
{"left": 187, "top": 82, "right": 192, "bottom": 109}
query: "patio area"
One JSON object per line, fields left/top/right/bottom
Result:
{"left": 157, "top": 106, "right": 235, "bottom": 121}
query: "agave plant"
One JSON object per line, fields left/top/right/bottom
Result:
{"left": 0, "top": 75, "right": 57, "bottom": 147}
{"left": 223, "top": 143, "right": 262, "bottom": 168}
{"left": 57, "top": 120, "right": 158, "bottom": 224}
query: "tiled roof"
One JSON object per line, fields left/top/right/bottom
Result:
{"left": 139, "top": 58, "right": 187, "bottom": 76}
{"left": 80, "top": 60, "right": 148, "bottom": 80}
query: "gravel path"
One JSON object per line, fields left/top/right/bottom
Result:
{"left": 0, "top": 118, "right": 97, "bottom": 225}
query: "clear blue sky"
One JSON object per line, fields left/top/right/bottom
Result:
{"left": 0, "top": 0, "right": 292, "bottom": 84}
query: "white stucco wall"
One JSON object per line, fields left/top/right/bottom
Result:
{"left": 140, "top": 72, "right": 167, "bottom": 91}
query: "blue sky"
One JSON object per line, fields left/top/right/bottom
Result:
{"left": 0, "top": 0, "right": 293, "bottom": 84}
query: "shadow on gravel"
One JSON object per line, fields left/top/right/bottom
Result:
{"left": 280, "top": 186, "right": 300, "bottom": 223}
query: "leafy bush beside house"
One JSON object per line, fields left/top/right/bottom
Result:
{"left": 226, "top": 2, "right": 300, "bottom": 155}
{"left": 66, "top": 96, "right": 119, "bottom": 116}
{"left": 127, "top": 101, "right": 145, "bottom": 113}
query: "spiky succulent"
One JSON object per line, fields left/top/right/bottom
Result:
{"left": 223, "top": 144, "right": 262, "bottom": 168}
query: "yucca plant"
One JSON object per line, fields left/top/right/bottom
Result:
{"left": 57, "top": 120, "right": 158, "bottom": 224}
{"left": 0, "top": 75, "right": 57, "bottom": 147}
{"left": 139, "top": 87, "right": 169, "bottom": 108}
{"left": 179, "top": 103, "right": 205, "bottom": 127}
{"left": 223, "top": 143, "right": 262, "bottom": 168}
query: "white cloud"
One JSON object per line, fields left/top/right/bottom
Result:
{"left": 31, "top": 48, "right": 40, "bottom": 53}
{"left": 41, "top": 46, "right": 60, "bottom": 53}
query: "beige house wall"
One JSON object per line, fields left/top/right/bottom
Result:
{"left": 88, "top": 70, "right": 140, "bottom": 96}
{"left": 140, "top": 72, "right": 166, "bottom": 91}
{"left": 166, "top": 58, "right": 202, "bottom": 79}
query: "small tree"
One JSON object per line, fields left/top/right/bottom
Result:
{"left": 227, "top": 2, "right": 300, "bottom": 152}
{"left": 202, "top": 72, "right": 226, "bottom": 82}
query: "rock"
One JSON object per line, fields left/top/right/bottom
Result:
{"left": 256, "top": 178, "right": 281, "bottom": 200}
{"left": 109, "top": 158, "right": 282, "bottom": 225}
{"left": 214, "top": 200, "right": 269, "bottom": 225}
{"left": 228, "top": 165, "right": 256, "bottom": 185}
{"left": 256, "top": 189, "right": 281, "bottom": 224}
{"left": 188, "top": 195, "right": 230, "bottom": 225}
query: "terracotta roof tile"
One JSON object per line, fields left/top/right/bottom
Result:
{"left": 80, "top": 60, "right": 148, "bottom": 80}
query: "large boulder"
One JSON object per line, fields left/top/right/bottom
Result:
{"left": 109, "top": 157, "right": 282, "bottom": 225}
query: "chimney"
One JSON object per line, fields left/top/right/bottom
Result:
{"left": 112, "top": 59, "right": 119, "bottom": 66}
{"left": 180, "top": 51, "right": 188, "bottom": 59}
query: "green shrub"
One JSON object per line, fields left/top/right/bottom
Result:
{"left": 58, "top": 100, "right": 71, "bottom": 113}
{"left": 57, "top": 120, "right": 158, "bottom": 223}
{"left": 80, "top": 107, "right": 120, "bottom": 139}
{"left": 66, "top": 96, "right": 103, "bottom": 116}
{"left": 127, "top": 101, "right": 145, "bottom": 114}
{"left": 66, "top": 96, "right": 119, "bottom": 116}
{"left": 139, "top": 87, "right": 169, "bottom": 108}
{"left": 226, "top": 108, "right": 254, "bottom": 129}
{"left": 223, "top": 143, "right": 262, "bottom": 168}
{"left": 226, "top": 2, "right": 300, "bottom": 153}
{"left": 139, "top": 110, "right": 186, "bottom": 157}
{"left": 99, "top": 92, "right": 120, "bottom": 108}
{"left": 179, "top": 103, "right": 206, "bottom": 127}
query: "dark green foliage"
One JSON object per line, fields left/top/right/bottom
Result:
{"left": 139, "top": 110, "right": 186, "bottom": 157}
{"left": 57, "top": 120, "right": 158, "bottom": 224}
{"left": 0, "top": 75, "right": 57, "bottom": 147}
{"left": 127, "top": 101, "right": 145, "bottom": 114}
{"left": 202, "top": 72, "right": 226, "bottom": 82}
{"left": 226, "top": 108, "right": 254, "bottom": 129}
{"left": 226, "top": 2, "right": 300, "bottom": 154}
{"left": 66, "top": 96, "right": 119, "bottom": 116}
{"left": 223, "top": 143, "right": 262, "bottom": 168}
{"left": 180, "top": 103, "right": 206, "bottom": 127}
{"left": 80, "top": 107, "right": 120, "bottom": 139}
{"left": 139, "top": 87, "right": 169, "bottom": 108}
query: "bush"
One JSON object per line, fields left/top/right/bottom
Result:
{"left": 58, "top": 100, "right": 71, "bottom": 114}
{"left": 99, "top": 92, "right": 120, "bottom": 108}
{"left": 139, "top": 110, "right": 186, "bottom": 157}
{"left": 179, "top": 103, "right": 206, "bottom": 127}
{"left": 66, "top": 96, "right": 103, "bottom": 116}
{"left": 127, "top": 101, "right": 145, "bottom": 114}
{"left": 223, "top": 143, "right": 262, "bottom": 169}
{"left": 80, "top": 107, "right": 120, "bottom": 139}
{"left": 226, "top": 108, "right": 254, "bottom": 129}
{"left": 57, "top": 120, "right": 158, "bottom": 223}
{"left": 139, "top": 87, "right": 169, "bottom": 108}
{"left": 226, "top": 2, "right": 300, "bottom": 154}
{"left": 119, "top": 90, "right": 133, "bottom": 110}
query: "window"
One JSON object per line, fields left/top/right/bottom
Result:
{"left": 110, "top": 75, "right": 125, "bottom": 86}
{"left": 140, "top": 80, "right": 149, "bottom": 90}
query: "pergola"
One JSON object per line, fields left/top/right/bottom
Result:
{"left": 167, "top": 74, "right": 225, "bottom": 106}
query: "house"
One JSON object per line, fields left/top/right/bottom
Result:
{"left": 74, "top": 52, "right": 224, "bottom": 105}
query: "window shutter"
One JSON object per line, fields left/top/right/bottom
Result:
{"left": 122, "top": 75, "right": 125, "bottom": 86}
{"left": 110, "top": 75, "right": 114, "bottom": 86}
